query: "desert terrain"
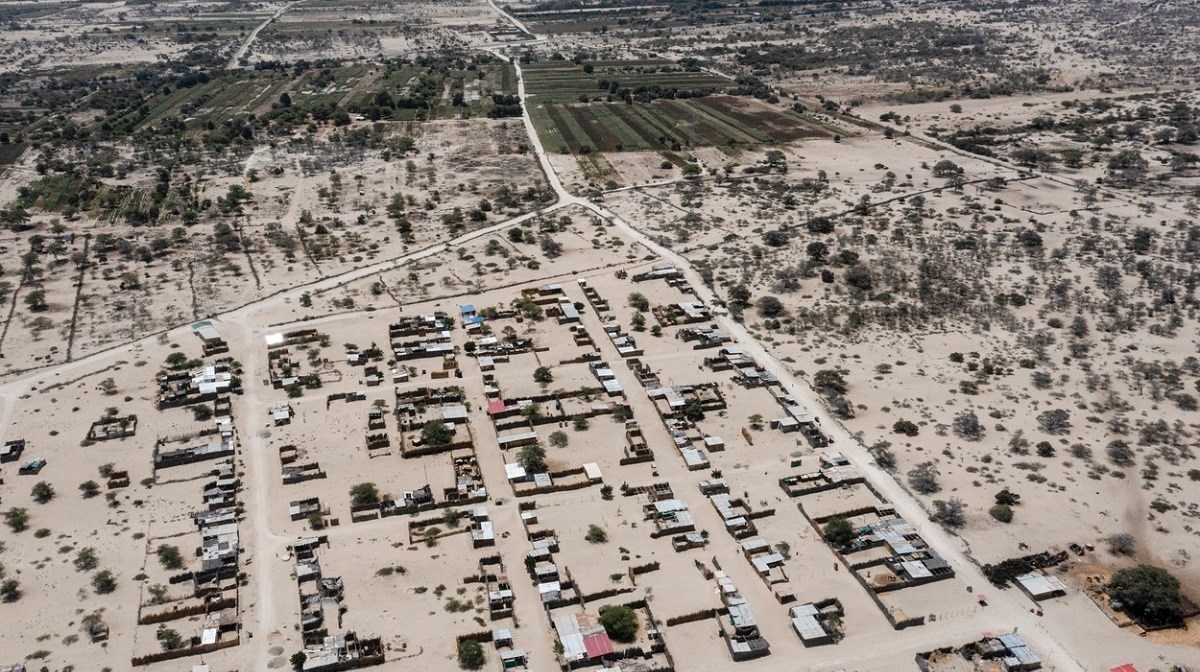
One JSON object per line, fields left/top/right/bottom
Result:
{"left": 0, "top": 2, "right": 1198, "bottom": 672}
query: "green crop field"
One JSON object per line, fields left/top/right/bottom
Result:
{"left": 524, "top": 59, "right": 732, "bottom": 104}
{"left": 529, "top": 95, "right": 828, "bottom": 155}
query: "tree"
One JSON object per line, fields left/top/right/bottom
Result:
{"left": 994, "top": 488, "right": 1021, "bottom": 506}
{"left": 813, "top": 369, "right": 848, "bottom": 394}
{"left": 599, "top": 605, "right": 639, "bottom": 642}
{"left": 806, "top": 217, "right": 834, "bottom": 234}
{"left": 349, "top": 482, "right": 380, "bottom": 507}
{"left": 1107, "top": 565, "right": 1182, "bottom": 626}
{"left": 518, "top": 444, "right": 548, "bottom": 473}
{"left": 932, "top": 498, "right": 966, "bottom": 528}
{"left": 420, "top": 420, "right": 454, "bottom": 446}
{"left": 585, "top": 524, "right": 608, "bottom": 544}
{"left": 23, "top": 290, "right": 47, "bottom": 312}
{"left": 806, "top": 241, "right": 828, "bottom": 263}
{"left": 628, "top": 292, "right": 650, "bottom": 312}
{"left": 1106, "top": 149, "right": 1148, "bottom": 186}
{"left": 989, "top": 504, "right": 1014, "bottom": 523}
{"left": 533, "top": 366, "right": 553, "bottom": 384}
{"left": 823, "top": 517, "right": 856, "bottom": 547}
{"left": 682, "top": 398, "right": 704, "bottom": 421}
{"left": 4, "top": 507, "right": 29, "bottom": 532}
{"left": 156, "top": 544, "right": 184, "bottom": 570}
{"left": 907, "top": 462, "right": 940, "bottom": 494}
{"left": 157, "top": 627, "right": 182, "bottom": 651}
{"left": 931, "top": 159, "right": 962, "bottom": 178}
{"left": 290, "top": 652, "right": 307, "bottom": 671}
{"left": 1107, "top": 440, "right": 1135, "bottom": 466}
{"left": 31, "top": 481, "right": 55, "bottom": 503}
{"left": 458, "top": 639, "right": 485, "bottom": 669}
{"left": 1108, "top": 533, "right": 1136, "bottom": 556}
{"left": 92, "top": 569, "right": 117, "bottom": 594}
{"left": 952, "top": 411, "right": 984, "bottom": 441}
{"left": 1037, "top": 409, "right": 1071, "bottom": 434}
{"left": 844, "top": 264, "right": 872, "bottom": 291}
{"left": 600, "top": 485, "right": 614, "bottom": 499}
{"left": 631, "top": 312, "right": 646, "bottom": 331}
{"left": 756, "top": 295, "right": 784, "bottom": 318}
{"left": 79, "top": 480, "right": 101, "bottom": 498}
{"left": 892, "top": 420, "right": 919, "bottom": 437}
{"left": 548, "top": 430, "right": 569, "bottom": 448}
{"left": 74, "top": 547, "right": 99, "bottom": 571}
{"left": 869, "top": 441, "right": 896, "bottom": 471}
{"left": 728, "top": 284, "right": 752, "bottom": 307}
{"left": 0, "top": 579, "right": 19, "bottom": 602}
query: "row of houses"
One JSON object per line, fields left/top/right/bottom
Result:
{"left": 291, "top": 537, "right": 386, "bottom": 672}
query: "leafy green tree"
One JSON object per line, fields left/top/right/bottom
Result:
{"left": 1107, "top": 565, "right": 1182, "bottom": 626}
{"left": 457, "top": 639, "right": 485, "bottom": 669}
{"left": 156, "top": 544, "right": 184, "bottom": 570}
{"left": 31, "top": 481, "right": 55, "bottom": 503}
{"left": 533, "top": 366, "right": 553, "bottom": 384}
{"left": 4, "top": 507, "right": 29, "bottom": 532}
{"left": 892, "top": 420, "right": 919, "bottom": 436}
{"left": 420, "top": 420, "right": 454, "bottom": 446}
{"left": 823, "top": 517, "right": 856, "bottom": 547}
{"left": 585, "top": 524, "right": 608, "bottom": 544}
{"left": 813, "top": 370, "right": 848, "bottom": 394}
{"left": 74, "top": 547, "right": 99, "bottom": 571}
{"left": 598, "top": 605, "right": 639, "bottom": 642}
{"left": 79, "top": 480, "right": 101, "bottom": 498}
{"left": 989, "top": 504, "right": 1014, "bottom": 523}
{"left": 0, "top": 579, "right": 20, "bottom": 602}
{"left": 518, "top": 444, "right": 548, "bottom": 473}
{"left": 92, "top": 569, "right": 117, "bottom": 594}
{"left": 994, "top": 488, "right": 1021, "bottom": 506}
{"left": 349, "top": 482, "right": 380, "bottom": 506}
{"left": 756, "top": 295, "right": 784, "bottom": 317}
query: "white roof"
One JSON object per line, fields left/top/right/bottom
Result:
{"left": 505, "top": 463, "right": 526, "bottom": 481}
{"left": 264, "top": 333, "right": 284, "bottom": 346}
{"left": 583, "top": 463, "right": 602, "bottom": 480}
{"left": 1016, "top": 571, "right": 1067, "bottom": 596}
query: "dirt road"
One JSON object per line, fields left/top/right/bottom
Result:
{"left": 227, "top": 0, "right": 310, "bottom": 69}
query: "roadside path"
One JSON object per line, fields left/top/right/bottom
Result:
{"left": 227, "top": 0, "right": 310, "bottom": 69}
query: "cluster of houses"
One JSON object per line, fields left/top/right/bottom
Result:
{"left": 916, "top": 631, "right": 1043, "bottom": 672}
{"left": 157, "top": 362, "right": 234, "bottom": 409}
{"left": 130, "top": 457, "right": 243, "bottom": 664}
{"left": 794, "top": 481, "right": 956, "bottom": 629}
{"left": 290, "top": 538, "right": 385, "bottom": 672}
{"left": 154, "top": 421, "right": 235, "bottom": 470}
{"left": 713, "top": 571, "right": 771, "bottom": 661}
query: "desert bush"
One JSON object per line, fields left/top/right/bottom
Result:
{"left": 1107, "top": 533, "right": 1136, "bottom": 556}
{"left": 907, "top": 461, "right": 940, "bottom": 494}
{"left": 989, "top": 504, "right": 1013, "bottom": 523}
{"left": 932, "top": 498, "right": 966, "bottom": 528}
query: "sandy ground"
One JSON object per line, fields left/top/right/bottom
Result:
{"left": 1, "top": 1, "right": 1199, "bottom": 671}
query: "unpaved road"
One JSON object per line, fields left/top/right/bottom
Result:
{"left": 227, "top": 0, "right": 310, "bottom": 69}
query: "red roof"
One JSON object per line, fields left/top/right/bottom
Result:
{"left": 1110, "top": 665, "right": 1139, "bottom": 672}
{"left": 582, "top": 632, "right": 614, "bottom": 658}
{"left": 487, "top": 400, "right": 506, "bottom": 415}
